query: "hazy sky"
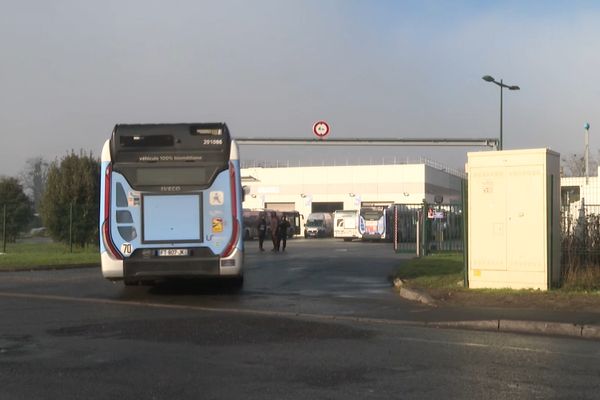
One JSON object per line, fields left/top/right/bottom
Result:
{"left": 2, "top": 0, "right": 599, "bottom": 177}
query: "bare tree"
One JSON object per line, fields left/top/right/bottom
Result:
{"left": 561, "top": 153, "right": 598, "bottom": 177}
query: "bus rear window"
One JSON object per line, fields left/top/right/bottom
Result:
{"left": 136, "top": 167, "right": 207, "bottom": 186}
{"left": 120, "top": 135, "right": 174, "bottom": 147}
{"left": 362, "top": 211, "right": 383, "bottom": 219}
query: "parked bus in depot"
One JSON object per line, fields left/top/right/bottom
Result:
{"left": 359, "top": 206, "right": 390, "bottom": 241}
{"left": 243, "top": 209, "right": 302, "bottom": 240}
{"left": 99, "top": 123, "right": 244, "bottom": 287}
{"left": 282, "top": 211, "right": 302, "bottom": 238}
{"left": 242, "top": 209, "right": 260, "bottom": 240}
{"left": 333, "top": 210, "right": 361, "bottom": 241}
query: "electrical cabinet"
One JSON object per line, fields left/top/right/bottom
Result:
{"left": 467, "top": 149, "right": 560, "bottom": 290}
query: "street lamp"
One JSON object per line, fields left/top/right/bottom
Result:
{"left": 585, "top": 122, "right": 591, "bottom": 183}
{"left": 482, "top": 75, "right": 520, "bottom": 150}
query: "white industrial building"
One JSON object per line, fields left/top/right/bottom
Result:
{"left": 561, "top": 166, "right": 600, "bottom": 206}
{"left": 241, "top": 159, "right": 466, "bottom": 232}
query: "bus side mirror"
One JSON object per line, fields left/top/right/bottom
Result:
{"left": 242, "top": 186, "right": 250, "bottom": 202}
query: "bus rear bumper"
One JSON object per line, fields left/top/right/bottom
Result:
{"left": 119, "top": 247, "right": 243, "bottom": 282}
{"left": 101, "top": 252, "right": 124, "bottom": 280}
{"left": 102, "top": 247, "right": 243, "bottom": 282}
{"left": 219, "top": 246, "right": 244, "bottom": 276}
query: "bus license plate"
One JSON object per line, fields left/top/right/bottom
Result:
{"left": 157, "top": 249, "right": 189, "bottom": 257}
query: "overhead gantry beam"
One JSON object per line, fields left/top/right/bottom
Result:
{"left": 235, "top": 138, "right": 499, "bottom": 150}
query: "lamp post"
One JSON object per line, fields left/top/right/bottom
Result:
{"left": 585, "top": 122, "right": 591, "bottom": 183}
{"left": 482, "top": 75, "right": 520, "bottom": 151}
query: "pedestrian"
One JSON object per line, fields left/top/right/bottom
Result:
{"left": 269, "top": 211, "right": 279, "bottom": 251}
{"left": 277, "top": 215, "right": 291, "bottom": 252}
{"left": 257, "top": 213, "right": 267, "bottom": 251}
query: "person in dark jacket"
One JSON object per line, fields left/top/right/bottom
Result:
{"left": 277, "top": 216, "right": 291, "bottom": 252}
{"left": 257, "top": 213, "right": 267, "bottom": 251}
{"left": 270, "top": 212, "right": 280, "bottom": 251}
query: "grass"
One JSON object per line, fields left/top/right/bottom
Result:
{"left": 0, "top": 241, "right": 100, "bottom": 270}
{"left": 395, "top": 253, "right": 465, "bottom": 289}
{"left": 562, "top": 264, "right": 600, "bottom": 291}
{"left": 395, "top": 253, "right": 600, "bottom": 306}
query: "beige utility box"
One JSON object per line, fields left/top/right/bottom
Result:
{"left": 467, "top": 149, "right": 561, "bottom": 290}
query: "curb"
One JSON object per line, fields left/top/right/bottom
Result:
{"left": 394, "top": 284, "right": 600, "bottom": 340}
{"left": 398, "top": 287, "right": 436, "bottom": 307}
{"left": 430, "top": 319, "right": 600, "bottom": 340}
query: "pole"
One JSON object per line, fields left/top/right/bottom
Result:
{"left": 2, "top": 204, "right": 6, "bottom": 254}
{"left": 462, "top": 180, "right": 469, "bottom": 288}
{"left": 69, "top": 202, "right": 73, "bottom": 253}
{"left": 421, "top": 200, "right": 429, "bottom": 256}
{"left": 585, "top": 123, "right": 590, "bottom": 184}
{"left": 416, "top": 210, "right": 421, "bottom": 257}
{"left": 393, "top": 206, "right": 398, "bottom": 253}
{"left": 499, "top": 79, "right": 503, "bottom": 151}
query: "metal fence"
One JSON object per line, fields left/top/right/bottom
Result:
{"left": 390, "top": 203, "right": 465, "bottom": 254}
{"left": 561, "top": 203, "right": 600, "bottom": 269}
{"left": 1, "top": 202, "right": 98, "bottom": 252}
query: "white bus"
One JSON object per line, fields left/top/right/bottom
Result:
{"left": 359, "top": 206, "right": 389, "bottom": 241}
{"left": 99, "top": 123, "right": 244, "bottom": 287}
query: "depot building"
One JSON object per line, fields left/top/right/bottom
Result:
{"left": 241, "top": 160, "right": 466, "bottom": 228}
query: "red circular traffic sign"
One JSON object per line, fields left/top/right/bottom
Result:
{"left": 312, "top": 121, "right": 330, "bottom": 138}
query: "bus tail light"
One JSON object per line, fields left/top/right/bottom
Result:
{"left": 221, "top": 162, "right": 239, "bottom": 258}
{"left": 102, "top": 164, "right": 122, "bottom": 260}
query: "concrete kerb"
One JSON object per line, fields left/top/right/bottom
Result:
{"left": 394, "top": 279, "right": 437, "bottom": 307}
{"left": 398, "top": 287, "right": 436, "bottom": 307}
{"left": 430, "top": 319, "right": 600, "bottom": 340}
{"left": 499, "top": 320, "right": 583, "bottom": 337}
{"left": 393, "top": 283, "right": 600, "bottom": 340}
{"left": 581, "top": 325, "right": 600, "bottom": 339}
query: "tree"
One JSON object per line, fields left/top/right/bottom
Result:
{"left": 0, "top": 177, "right": 34, "bottom": 242}
{"left": 40, "top": 151, "right": 100, "bottom": 247}
{"left": 20, "top": 157, "right": 49, "bottom": 213}
{"left": 561, "top": 152, "right": 598, "bottom": 177}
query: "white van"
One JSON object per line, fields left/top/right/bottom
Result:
{"left": 304, "top": 213, "right": 333, "bottom": 238}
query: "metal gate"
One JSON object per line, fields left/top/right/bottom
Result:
{"left": 391, "top": 202, "right": 465, "bottom": 254}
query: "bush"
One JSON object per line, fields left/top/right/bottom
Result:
{"left": 0, "top": 177, "right": 34, "bottom": 242}
{"left": 40, "top": 151, "right": 100, "bottom": 247}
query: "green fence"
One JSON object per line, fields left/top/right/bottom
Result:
{"left": 391, "top": 202, "right": 465, "bottom": 255}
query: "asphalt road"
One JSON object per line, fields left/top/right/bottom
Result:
{"left": 1, "top": 239, "right": 600, "bottom": 399}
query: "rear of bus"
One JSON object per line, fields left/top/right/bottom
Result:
{"left": 359, "top": 207, "right": 387, "bottom": 241}
{"left": 99, "top": 123, "right": 244, "bottom": 286}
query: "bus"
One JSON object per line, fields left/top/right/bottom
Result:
{"left": 333, "top": 210, "right": 361, "bottom": 241}
{"left": 242, "top": 209, "right": 260, "bottom": 240}
{"left": 282, "top": 211, "right": 302, "bottom": 237}
{"left": 99, "top": 123, "right": 244, "bottom": 287}
{"left": 242, "top": 209, "right": 302, "bottom": 240}
{"left": 359, "top": 206, "right": 390, "bottom": 241}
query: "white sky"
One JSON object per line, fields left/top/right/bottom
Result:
{"left": 1, "top": 0, "right": 599, "bottom": 177}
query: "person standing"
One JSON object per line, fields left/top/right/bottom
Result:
{"left": 269, "top": 211, "right": 279, "bottom": 251}
{"left": 257, "top": 213, "right": 267, "bottom": 251}
{"left": 277, "top": 215, "right": 291, "bottom": 252}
